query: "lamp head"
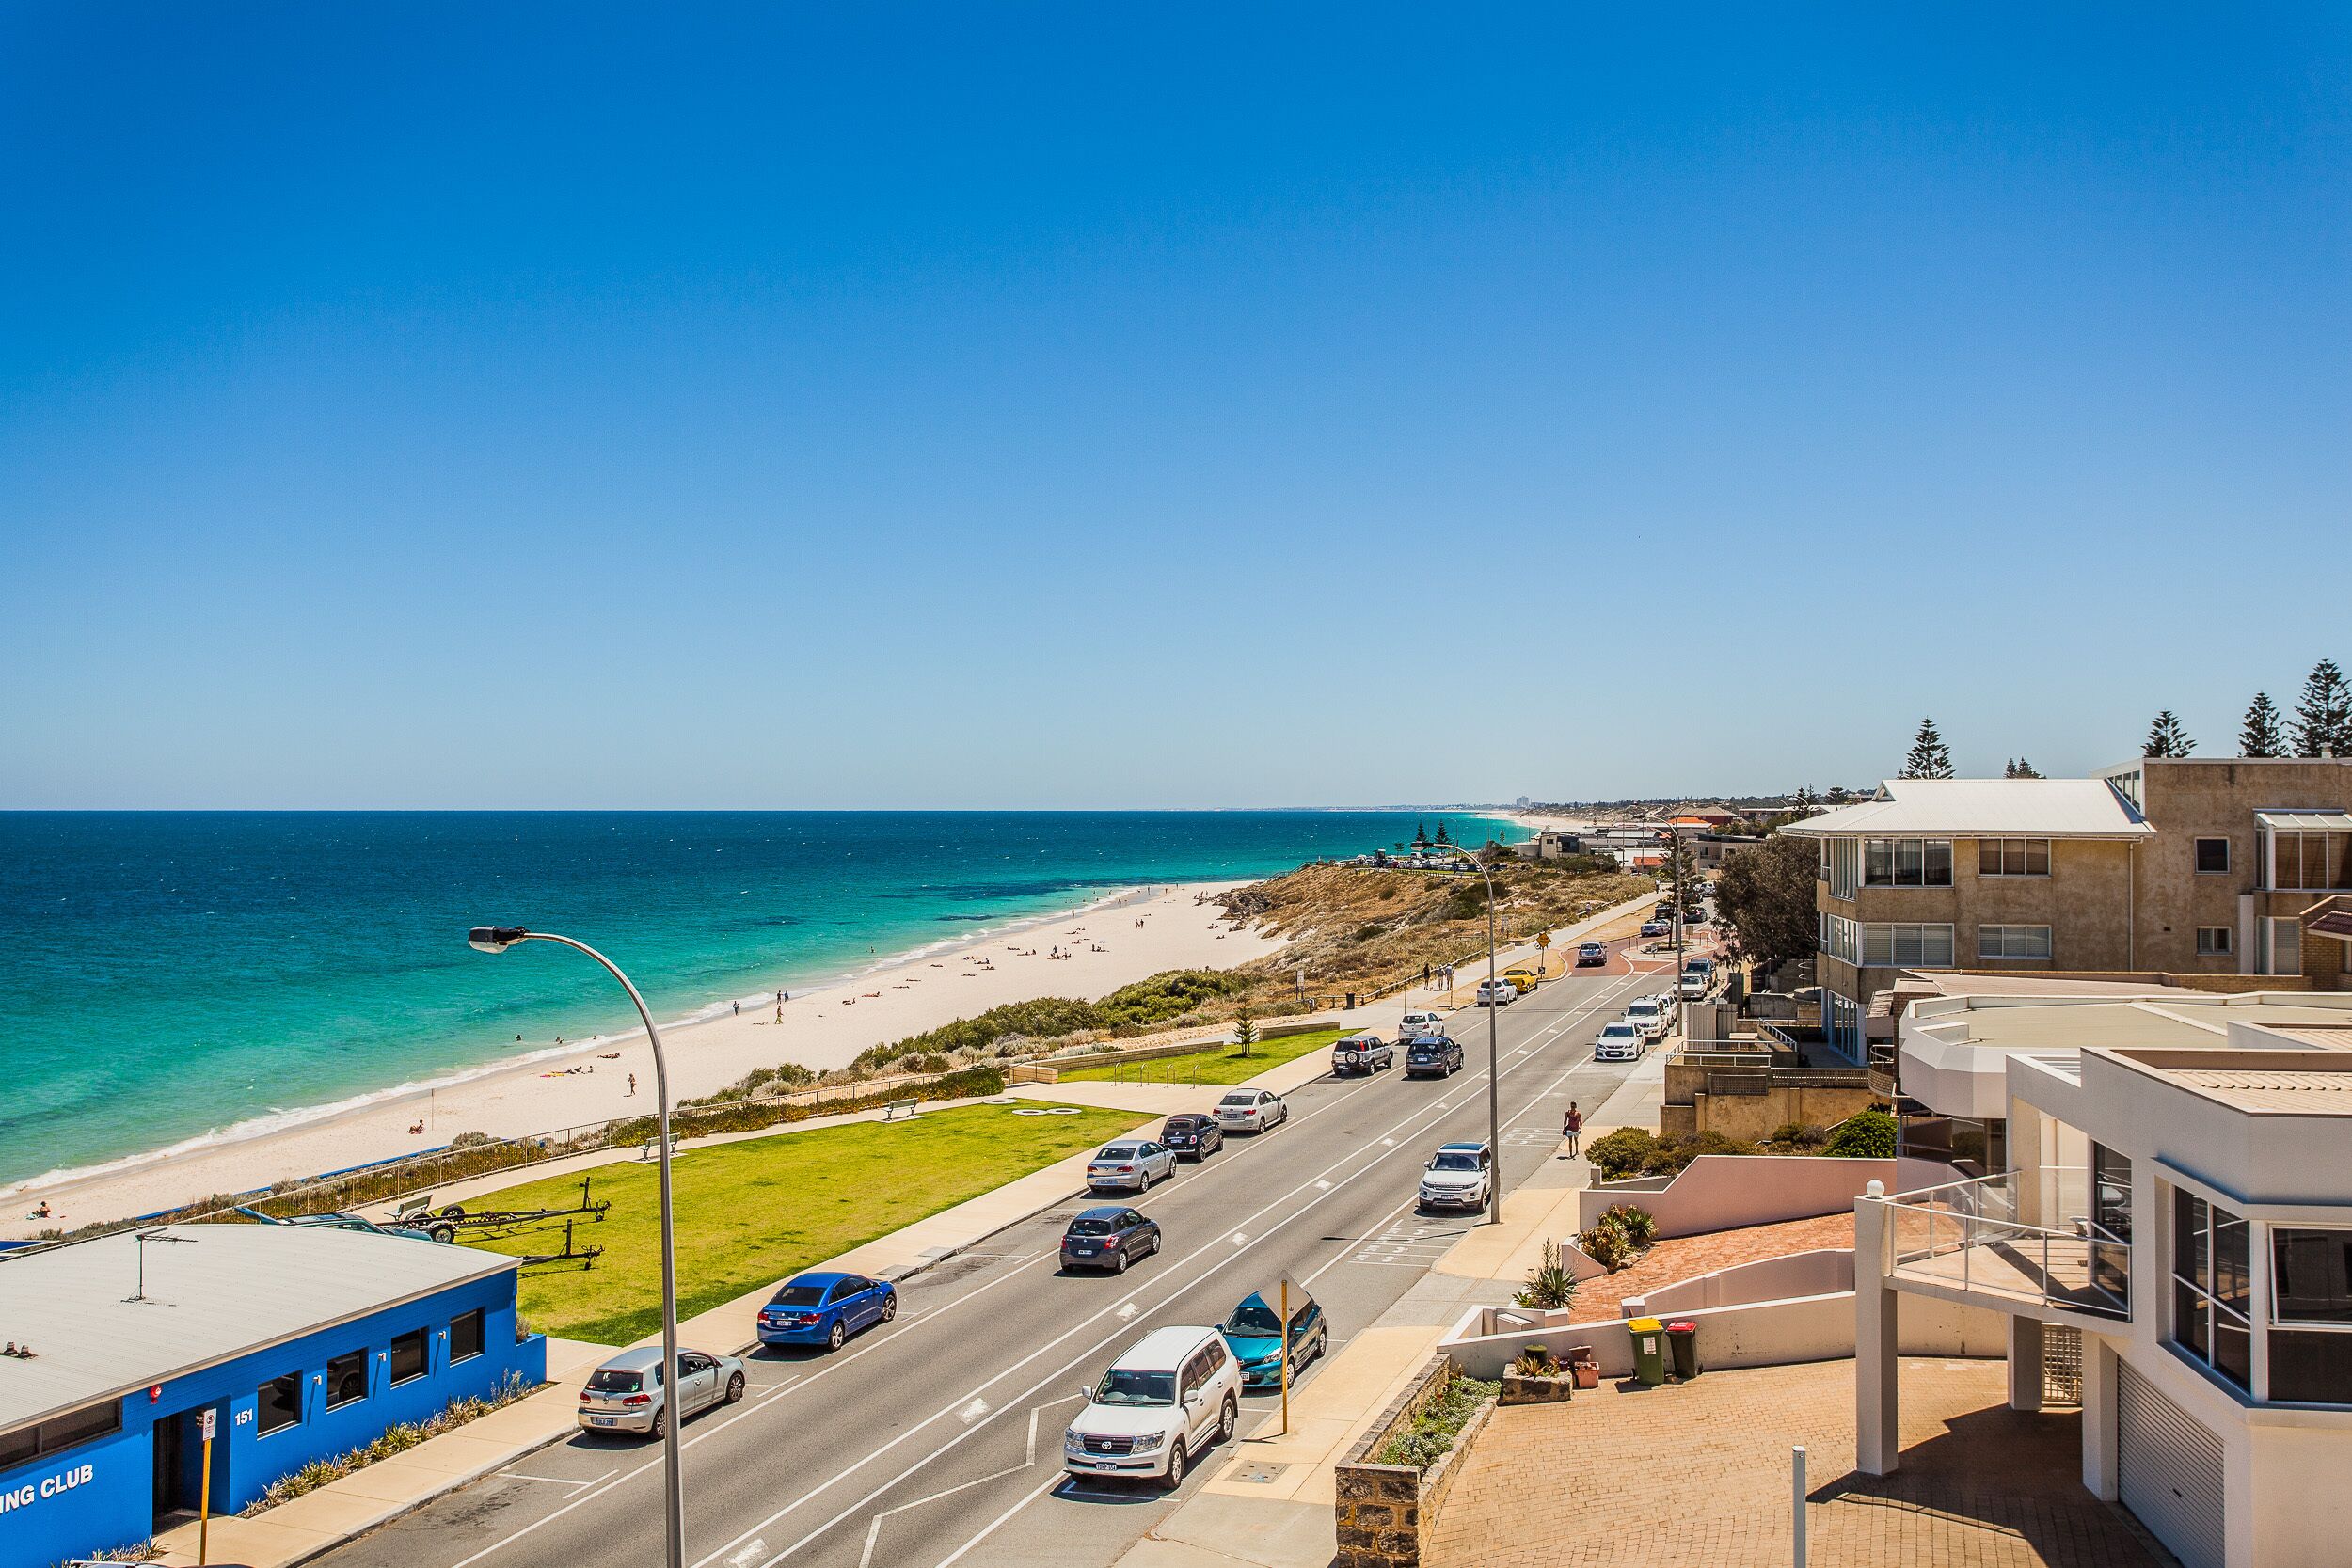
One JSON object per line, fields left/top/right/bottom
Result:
{"left": 468, "top": 926, "right": 531, "bottom": 954}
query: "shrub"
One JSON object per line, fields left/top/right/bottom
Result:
{"left": 450, "top": 1131, "right": 493, "bottom": 1148}
{"left": 1374, "top": 1370, "right": 1500, "bottom": 1469}
{"left": 1583, "top": 1127, "right": 1656, "bottom": 1181}
{"left": 1513, "top": 1240, "right": 1577, "bottom": 1310}
{"left": 1638, "top": 1130, "right": 1760, "bottom": 1177}
{"left": 1510, "top": 1344, "right": 1560, "bottom": 1378}
{"left": 1822, "top": 1108, "right": 1897, "bottom": 1159}
{"left": 1767, "top": 1122, "right": 1829, "bottom": 1151}
{"left": 1579, "top": 1219, "right": 1638, "bottom": 1272}
{"left": 1599, "top": 1203, "right": 1657, "bottom": 1247}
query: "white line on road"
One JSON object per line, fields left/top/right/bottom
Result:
{"left": 931, "top": 1472, "right": 1066, "bottom": 1568}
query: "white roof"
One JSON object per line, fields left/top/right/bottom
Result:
{"left": 1109, "top": 1325, "right": 1218, "bottom": 1371}
{"left": 1781, "top": 778, "right": 2153, "bottom": 840}
{"left": 0, "top": 1223, "right": 517, "bottom": 1431}
{"left": 2256, "top": 809, "right": 2352, "bottom": 832}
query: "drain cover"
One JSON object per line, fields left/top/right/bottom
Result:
{"left": 1231, "top": 1463, "right": 1289, "bottom": 1485}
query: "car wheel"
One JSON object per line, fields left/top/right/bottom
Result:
{"left": 1113, "top": 1246, "right": 1129, "bottom": 1274}
{"left": 1148, "top": 1231, "right": 1162, "bottom": 1256}
{"left": 725, "top": 1371, "right": 745, "bottom": 1404}
{"left": 1161, "top": 1439, "right": 1187, "bottom": 1492}
{"left": 1216, "top": 1396, "right": 1237, "bottom": 1444}
{"left": 882, "top": 1293, "right": 898, "bottom": 1323}
{"left": 827, "top": 1320, "right": 846, "bottom": 1351}
{"left": 649, "top": 1407, "right": 666, "bottom": 1440}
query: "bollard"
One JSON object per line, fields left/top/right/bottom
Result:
{"left": 1792, "top": 1445, "right": 1807, "bottom": 1568}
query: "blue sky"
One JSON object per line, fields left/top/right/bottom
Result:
{"left": 3, "top": 4, "right": 2346, "bottom": 808}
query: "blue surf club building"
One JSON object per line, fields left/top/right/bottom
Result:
{"left": 1, "top": 1222, "right": 544, "bottom": 1565}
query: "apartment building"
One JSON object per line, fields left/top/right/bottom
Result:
{"left": 1786, "top": 762, "right": 2352, "bottom": 1062}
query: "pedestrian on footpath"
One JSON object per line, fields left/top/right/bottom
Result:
{"left": 1563, "top": 1102, "right": 1583, "bottom": 1157}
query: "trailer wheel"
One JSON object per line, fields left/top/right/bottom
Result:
{"left": 438, "top": 1204, "right": 468, "bottom": 1220}
{"left": 428, "top": 1222, "right": 458, "bottom": 1243}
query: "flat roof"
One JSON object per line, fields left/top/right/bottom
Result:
{"left": 1781, "top": 778, "right": 2153, "bottom": 840}
{"left": 2107, "top": 1049, "right": 2352, "bottom": 1116}
{"left": 0, "top": 1223, "right": 517, "bottom": 1433}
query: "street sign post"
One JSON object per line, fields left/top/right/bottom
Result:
{"left": 198, "top": 1407, "right": 216, "bottom": 1565}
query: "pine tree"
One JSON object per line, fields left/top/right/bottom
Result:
{"left": 2143, "top": 710, "right": 2195, "bottom": 758}
{"left": 1900, "top": 718, "right": 1953, "bottom": 780}
{"left": 1434, "top": 820, "right": 1451, "bottom": 846}
{"left": 2292, "top": 660, "right": 2352, "bottom": 757}
{"left": 2007, "top": 757, "right": 2042, "bottom": 779}
{"left": 2240, "top": 692, "right": 2285, "bottom": 758}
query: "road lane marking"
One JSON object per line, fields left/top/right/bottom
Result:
{"left": 931, "top": 1471, "right": 1067, "bottom": 1568}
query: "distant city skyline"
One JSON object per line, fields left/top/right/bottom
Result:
{"left": 4, "top": 5, "right": 2346, "bottom": 808}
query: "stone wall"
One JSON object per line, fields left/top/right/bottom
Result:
{"left": 1333, "top": 1357, "right": 1497, "bottom": 1568}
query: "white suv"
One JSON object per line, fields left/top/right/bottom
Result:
{"left": 1065, "top": 1326, "right": 1242, "bottom": 1489}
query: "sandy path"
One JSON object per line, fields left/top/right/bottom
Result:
{"left": 4, "top": 882, "right": 1282, "bottom": 1236}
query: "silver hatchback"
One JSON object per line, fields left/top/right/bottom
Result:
{"left": 577, "top": 1345, "right": 747, "bottom": 1437}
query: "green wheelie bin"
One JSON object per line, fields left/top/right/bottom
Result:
{"left": 1629, "top": 1317, "right": 1668, "bottom": 1386}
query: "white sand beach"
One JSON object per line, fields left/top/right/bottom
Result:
{"left": 3, "top": 883, "right": 1283, "bottom": 1237}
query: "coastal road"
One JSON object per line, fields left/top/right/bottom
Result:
{"left": 314, "top": 956, "right": 1670, "bottom": 1568}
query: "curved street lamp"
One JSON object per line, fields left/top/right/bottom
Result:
{"left": 1428, "top": 848, "right": 1504, "bottom": 1226}
{"left": 469, "top": 927, "right": 685, "bottom": 1568}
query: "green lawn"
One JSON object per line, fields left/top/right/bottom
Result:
{"left": 465, "top": 1101, "right": 1148, "bottom": 1345}
{"left": 1053, "top": 1025, "right": 1351, "bottom": 1086}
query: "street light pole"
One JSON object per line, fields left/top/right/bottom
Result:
{"left": 469, "top": 927, "right": 685, "bottom": 1568}
{"left": 1435, "top": 848, "right": 1504, "bottom": 1226}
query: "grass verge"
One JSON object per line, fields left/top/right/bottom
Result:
{"left": 1052, "top": 1026, "right": 1351, "bottom": 1085}
{"left": 466, "top": 1101, "right": 1147, "bottom": 1344}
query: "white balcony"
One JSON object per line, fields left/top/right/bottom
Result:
{"left": 1880, "top": 1168, "right": 2129, "bottom": 1322}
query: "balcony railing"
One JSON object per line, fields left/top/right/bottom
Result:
{"left": 1881, "top": 1169, "right": 2129, "bottom": 1321}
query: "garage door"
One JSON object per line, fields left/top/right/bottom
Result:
{"left": 2118, "top": 1362, "right": 2225, "bottom": 1568}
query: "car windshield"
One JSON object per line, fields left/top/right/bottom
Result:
{"left": 586, "top": 1370, "right": 645, "bottom": 1393}
{"left": 1097, "top": 1147, "right": 1138, "bottom": 1160}
{"left": 1093, "top": 1369, "right": 1177, "bottom": 1406}
{"left": 1432, "top": 1152, "right": 1482, "bottom": 1171}
{"left": 1067, "top": 1218, "right": 1118, "bottom": 1237}
{"left": 1224, "top": 1301, "right": 1282, "bottom": 1336}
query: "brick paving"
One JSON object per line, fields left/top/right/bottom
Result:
{"left": 1425, "top": 1357, "right": 2169, "bottom": 1568}
{"left": 1596, "top": 1212, "right": 1857, "bottom": 1313}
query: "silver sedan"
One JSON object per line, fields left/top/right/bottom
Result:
{"left": 577, "top": 1345, "right": 747, "bottom": 1438}
{"left": 1087, "top": 1139, "right": 1177, "bottom": 1192}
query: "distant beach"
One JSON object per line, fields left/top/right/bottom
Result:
{"left": 0, "top": 810, "right": 1508, "bottom": 1226}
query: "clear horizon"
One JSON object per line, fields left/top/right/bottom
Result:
{"left": 5, "top": 5, "right": 2346, "bottom": 809}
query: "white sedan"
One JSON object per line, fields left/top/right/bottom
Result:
{"left": 1213, "top": 1088, "right": 1288, "bottom": 1133}
{"left": 1087, "top": 1140, "right": 1178, "bottom": 1192}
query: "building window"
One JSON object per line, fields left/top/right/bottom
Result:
{"left": 1859, "top": 923, "right": 1955, "bottom": 968}
{"left": 2171, "top": 1189, "right": 2251, "bottom": 1391}
{"left": 2090, "top": 1145, "right": 2132, "bottom": 1308}
{"left": 2195, "top": 837, "right": 2231, "bottom": 874}
{"left": 1823, "top": 837, "right": 1861, "bottom": 899}
{"left": 2197, "top": 927, "right": 2233, "bottom": 957}
{"left": 1864, "top": 838, "right": 1953, "bottom": 887}
{"left": 0, "top": 1400, "right": 123, "bottom": 1469}
{"left": 256, "top": 1373, "right": 303, "bottom": 1435}
{"left": 326, "top": 1349, "right": 369, "bottom": 1410}
{"left": 2268, "top": 830, "right": 2351, "bottom": 893}
{"left": 450, "top": 1308, "right": 485, "bottom": 1364}
{"left": 1978, "top": 925, "right": 2052, "bottom": 960}
{"left": 1819, "top": 911, "right": 1862, "bottom": 964}
{"left": 2269, "top": 1228, "right": 2352, "bottom": 1403}
{"left": 389, "top": 1327, "right": 429, "bottom": 1386}
{"left": 1977, "top": 838, "right": 2051, "bottom": 877}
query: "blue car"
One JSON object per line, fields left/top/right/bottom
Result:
{"left": 1217, "top": 1290, "right": 1327, "bottom": 1388}
{"left": 756, "top": 1271, "right": 898, "bottom": 1351}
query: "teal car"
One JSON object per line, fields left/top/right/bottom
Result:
{"left": 1217, "top": 1291, "right": 1328, "bottom": 1388}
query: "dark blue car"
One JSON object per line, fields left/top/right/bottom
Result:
{"left": 756, "top": 1271, "right": 898, "bottom": 1350}
{"left": 1059, "top": 1205, "right": 1161, "bottom": 1273}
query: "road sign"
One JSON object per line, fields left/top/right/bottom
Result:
{"left": 199, "top": 1408, "right": 215, "bottom": 1440}
{"left": 1534, "top": 931, "right": 1549, "bottom": 948}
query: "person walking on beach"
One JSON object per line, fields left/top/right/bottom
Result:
{"left": 628, "top": 1073, "right": 637, "bottom": 1097}
{"left": 733, "top": 1001, "right": 739, "bottom": 1017}
{"left": 1563, "top": 1102, "right": 1584, "bottom": 1157}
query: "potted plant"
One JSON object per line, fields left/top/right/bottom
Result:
{"left": 1500, "top": 1344, "right": 1573, "bottom": 1405}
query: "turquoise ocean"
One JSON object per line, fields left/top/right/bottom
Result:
{"left": 0, "top": 811, "right": 1509, "bottom": 1190}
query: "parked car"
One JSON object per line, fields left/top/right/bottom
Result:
{"left": 1683, "top": 956, "right": 1716, "bottom": 987}
{"left": 1159, "top": 1113, "right": 1224, "bottom": 1160}
{"left": 1398, "top": 1009, "right": 1447, "bottom": 1037}
{"left": 1330, "top": 1031, "right": 1393, "bottom": 1076}
{"left": 1594, "top": 1022, "right": 1646, "bottom": 1061}
{"left": 1575, "top": 942, "right": 1607, "bottom": 967}
{"left": 756, "top": 1272, "right": 898, "bottom": 1350}
{"left": 1677, "top": 971, "right": 1706, "bottom": 999}
{"left": 1088, "top": 1139, "right": 1177, "bottom": 1192}
{"left": 1502, "top": 967, "right": 1539, "bottom": 994}
{"left": 1417, "top": 1141, "right": 1493, "bottom": 1212}
{"left": 1214, "top": 1087, "right": 1288, "bottom": 1132}
{"left": 1624, "top": 998, "right": 1670, "bottom": 1040}
{"left": 578, "top": 1345, "right": 745, "bottom": 1435}
{"left": 1060, "top": 1205, "right": 1163, "bottom": 1273}
{"left": 1404, "top": 1036, "right": 1464, "bottom": 1078}
{"left": 1639, "top": 919, "right": 1673, "bottom": 939}
{"left": 1064, "top": 1326, "right": 1242, "bottom": 1489}
{"left": 1217, "top": 1290, "right": 1327, "bottom": 1387}
{"left": 1475, "top": 978, "right": 1517, "bottom": 1006}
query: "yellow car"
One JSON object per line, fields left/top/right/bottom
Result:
{"left": 1502, "top": 968, "right": 1539, "bottom": 995}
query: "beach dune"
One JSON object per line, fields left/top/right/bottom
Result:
{"left": 4, "top": 882, "right": 1281, "bottom": 1238}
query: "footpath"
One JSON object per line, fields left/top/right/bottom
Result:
{"left": 150, "top": 887, "right": 1663, "bottom": 1568}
